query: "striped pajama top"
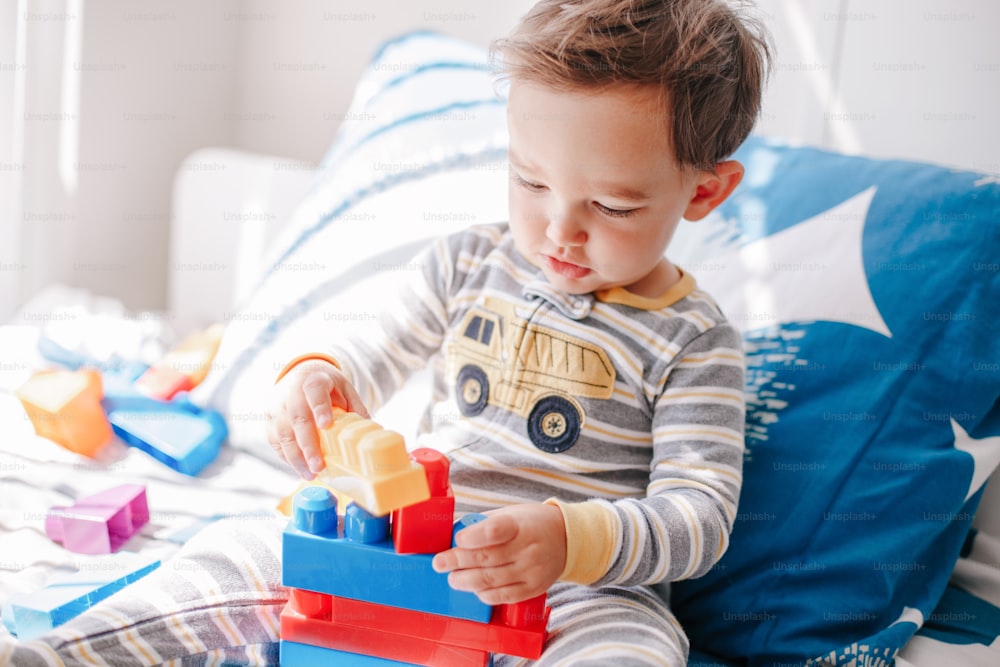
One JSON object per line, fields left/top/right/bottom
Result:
{"left": 329, "top": 222, "right": 746, "bottom": 587}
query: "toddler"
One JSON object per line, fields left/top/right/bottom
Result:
{"left": 1, "top": 2, "right": 770, "bottom": 665}
{"left": 269, "top": 1, "right": 770, "bottom": 664}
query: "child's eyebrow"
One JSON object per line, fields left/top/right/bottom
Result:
{"left": 593, "top": 182, "right": 651, "bottom": 202}
{"left": 510, "top": 149, "right": 650, "bottom": 202}
{"left": 507, "top": 150, "right": 533, "bottom": 171}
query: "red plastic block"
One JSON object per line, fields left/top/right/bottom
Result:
{"left": 45, "top": 484, "right": 149, "bottom": 554}
{"left": 289, "top": 588, "right": 332, "bottom": 620}
{"left": 392, "top": 448, "right": 456, "bottom": 554}
{"left": 135, "top": 323, "right": 224, "bottom": 398}
{"left": 281, "top": 601, "right": 491, "bottom": 667}
{"left": 135, "top": 365, "right": 194, "bottom": 400}
{"left": 16, "top": 369, "right": 113, "bottom": 456}
{"left": 498, "top": 594, "right": 549, "bottom": 633}
{"left": 285, "top": 590, "right": 549, "bottom": 660}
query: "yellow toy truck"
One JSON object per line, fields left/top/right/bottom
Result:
{"left": 446, "top": 297, "right": 615, "bottom": 453}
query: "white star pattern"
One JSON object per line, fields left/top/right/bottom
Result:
{"left": 674, "top": 187, "right": 891, "bottom": 337}
{"left": 952, "top": 419, "right": 1000, "bottom": 502}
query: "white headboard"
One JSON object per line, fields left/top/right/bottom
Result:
{"left": 168, "top": 149, "right": 316, "bottom": 335}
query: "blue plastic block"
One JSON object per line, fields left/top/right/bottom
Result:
{"left": 37, "top": 334, "right": 93, "bottom": 370}
{"left": 293, "top": 485, "right": 338, "bottom": 535}
{"left": 102, "top": 393, "right": 226, "bottom": 476}
{"left": 282, "top": 488, "right": 491, "bottom": 623}
{"left": 280, "top": 640, "right": 415, "bottom": 666}
{"left": 4, "top": 552, "right": 159, "bottom": 640}
{"left": 345, "top": 502, "right": 390, "bottom": 544}
{"left": 1, "top": 599, "right": 17, "bottom": 635}
{"left": 37, "top": 336, "right": 149, "bottom": 379}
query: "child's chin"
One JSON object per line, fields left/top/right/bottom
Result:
{"left": 546, "top": 272, "right": 598, "bottom": 295}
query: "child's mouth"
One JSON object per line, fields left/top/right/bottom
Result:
{"left": 546, "top": 255, "right": 592, "bottom": 279}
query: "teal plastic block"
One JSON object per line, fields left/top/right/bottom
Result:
{"left": 282, "top": 487, "right": 491, "bottom": 623}
{"left": 4, "top": 552, "right": 160, "bottom": 640}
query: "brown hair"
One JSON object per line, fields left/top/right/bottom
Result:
{"left": 492, "top": 0, "right": 772, "bottom": 171}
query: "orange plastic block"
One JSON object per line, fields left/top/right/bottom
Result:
{"left": 164, "top": 323, "right": 224, "bottom": 386}
{"left": 318, "top": 410, "right": 430, "bottom": 516}
{"left": 16, "top": 369, "right": 112, "bottom": 457}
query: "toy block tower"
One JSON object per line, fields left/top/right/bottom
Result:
{"left": 279, "top": 411, "right": 550, "bottom": 666}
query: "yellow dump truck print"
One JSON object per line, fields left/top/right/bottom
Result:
{"left": 447, "top": 297, "right": 616, "bottom": 453}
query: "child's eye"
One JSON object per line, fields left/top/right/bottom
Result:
{"left": 512, "top": 173, "right": 547, "bottom": 192}
{"left": 595, "top": 202, "right": 639, "bottom": 218}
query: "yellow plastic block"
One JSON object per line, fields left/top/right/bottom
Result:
{"left": 318, "top": 410, "right": 430, "bottom": 516}
{"left": 16, "top": 369, "right": 113, "bottom": 457}
{"left": 149, "top": 323, "right": 226, "bottom": 389}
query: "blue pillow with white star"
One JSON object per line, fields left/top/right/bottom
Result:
{"left": 669, "top": 136, "right": 1000, "bottom": 666}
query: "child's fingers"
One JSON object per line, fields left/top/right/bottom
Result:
{"left": 445, "top": 561, "right": 524, "bottom": 597}
{"left": 469, "top": 584, "right": 534, "bottom": 607}
{"left": 454, "top": 513, "right": 517, "bottom": 549}
{"left": 284, "top": 382, "right": 325, "bottom": 476}
{"left": 264, "top": 418, "right": 287, "bottom": 464}
{"left": 301, "top": 371, "right": 336, "bottom": 428}
{"left": 269, "top": 409, "right": 315, "bottom": 480}
{"left": 439, "top": 557, "right": 541, "bottom": 605}
{"left": 433, "top": 528, "right": 518, "bottom": 576}
{"left": 335, "top": 379, "right": 371, "bottom": 419}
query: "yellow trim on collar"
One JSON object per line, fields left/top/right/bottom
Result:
{"left": 595, "top": 269, "right": 697, "bottom": 310}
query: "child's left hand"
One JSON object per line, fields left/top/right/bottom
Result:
{"left": 431, "top": 503, "right": 566, "bottom": 605}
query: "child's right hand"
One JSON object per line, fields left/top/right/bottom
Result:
{"left": 266, "top": 358, "right": 369, "bottom": 480}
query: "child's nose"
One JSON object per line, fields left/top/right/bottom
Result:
{"left": 546, "top": 215, "right": 587, "bottom": 248}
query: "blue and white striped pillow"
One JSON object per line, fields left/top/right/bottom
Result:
{"left": 193, "top": 32, "right": 510, "bottom": 455}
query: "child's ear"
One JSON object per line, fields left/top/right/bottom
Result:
{"left": 683, "top": 160, "right": 744, "bottom": 221}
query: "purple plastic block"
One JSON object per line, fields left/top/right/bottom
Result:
{"left": 45, "top": 484, "right": 149, "bottom": 554}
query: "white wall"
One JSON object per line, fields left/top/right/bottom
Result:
{"left": 12, "top": 0, "right": 242, "bottom": 320}
{"left": 0, "top": 1, "right": 26, "bottom": 322}
{"left": 754, "top": 0, "right": 1000, "bottom": 172}
{"left": 230, "top": 0, "right": 537, "bottom": 161}
{"left": 5, "top": 0, "right": 535, "bottom": 320}
{"left": 4, "top": 0, "right": 999, "bottom": 320}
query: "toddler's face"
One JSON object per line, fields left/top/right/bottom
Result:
{"left": 506, "top": 80, "right": 701, "bottom": 297}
